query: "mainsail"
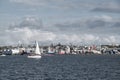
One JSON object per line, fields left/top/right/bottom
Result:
{"left": 35, "top": 41, "right": 41, "bottom": 55}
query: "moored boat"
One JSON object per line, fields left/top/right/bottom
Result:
{"left": 0, "top": 54, "right": 6, "bottom": 56}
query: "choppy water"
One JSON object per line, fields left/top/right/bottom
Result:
{"left": 0, "top": 55, "right": 120, "bottom": 80}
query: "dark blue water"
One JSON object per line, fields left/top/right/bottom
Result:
{"left": 0, "top": 55, "right": 120, "bottom": 80}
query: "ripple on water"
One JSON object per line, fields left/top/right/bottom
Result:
{"left": 0, "top": 55, "right": 120, "bottom": 80}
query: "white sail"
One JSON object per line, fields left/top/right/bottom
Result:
{"left": 35, "top": 41, "right": 41, "bottom": 55}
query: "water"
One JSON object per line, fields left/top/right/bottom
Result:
{"left": 0, "top": 55, "right": 120, "bottom": 80}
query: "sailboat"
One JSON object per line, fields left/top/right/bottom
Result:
{"left": 0, "top": 54, "right": 6, "bottom": 56}
{"left": 27, "top": 41, "right": 41, "bottom": 59}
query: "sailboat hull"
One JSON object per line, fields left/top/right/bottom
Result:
{"left": 27, "top": 55, "right": 41, "bottom": 59}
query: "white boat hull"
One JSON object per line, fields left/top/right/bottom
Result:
{"left": 1, "top": 54, "right": 6, "bottom": 56}
{"left": 27, "top": 55, "right": 41, "bottom": 59}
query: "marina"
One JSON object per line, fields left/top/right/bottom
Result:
{"left": 0, "top": 43, "right": 120, "bottom": 56}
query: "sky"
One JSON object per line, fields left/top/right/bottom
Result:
{"left": 0, "top": 0, "right": 120, "bottom": 45}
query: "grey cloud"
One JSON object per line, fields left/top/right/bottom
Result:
{"left": 8, "top": 15, "right": 120, "bottom": 35}
{"left": 91, "top": 1, "right": 120, "bottom": 13}
{"left": 114, "top": 22, "right": 120, "bottom": 27}
{"left": 9, "top": 0, "right": 96, "bottom": 11}
{"left": 9, "top": 17, "right": 43, "bottom": 30}
{"left": 3, "top": 15, "right": 120, "bottom": 45}
{"left": 54, "top": 16, "right": 120, "bottom": 35}
{"left": 55, "top": 22, "right": 81, "bottom": 31}
{"left": 10, "top": 0, "right": 120, "bottom": 12}
{"left": 86, "top": 20, "right": 106, "bottom": 29}
{"left": 92, "top": 7, "right": 120, "bottom": 13}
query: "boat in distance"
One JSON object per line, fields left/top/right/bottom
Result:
{"left": 27, "top": 41, "right": 41, "bottom": 59}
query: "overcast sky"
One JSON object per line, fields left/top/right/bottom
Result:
{"left": 0, "top": 0, "right": 120, "bottom": 45}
